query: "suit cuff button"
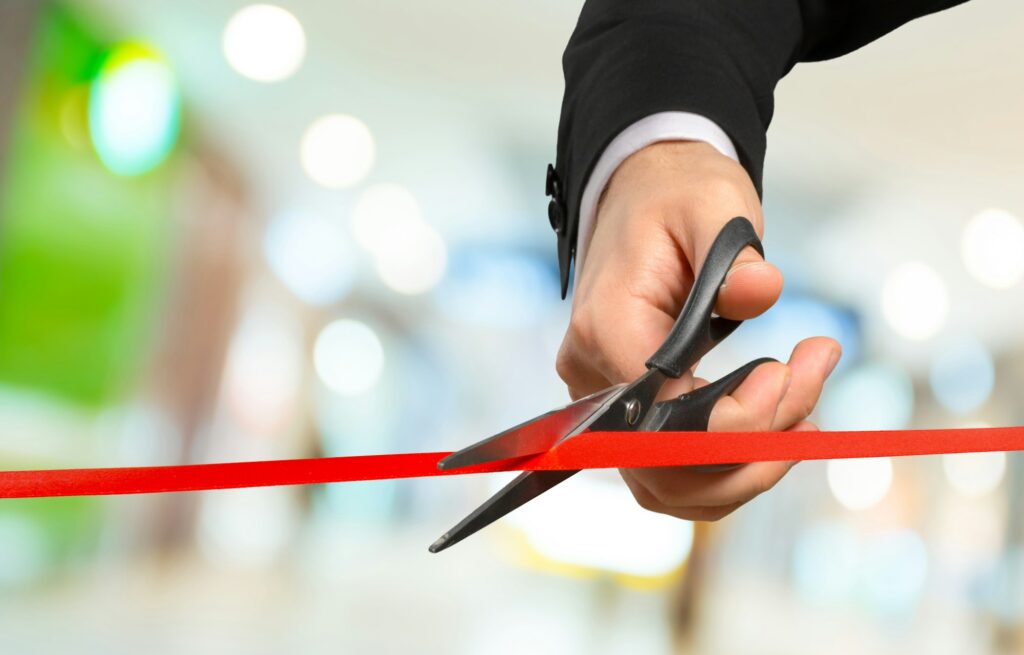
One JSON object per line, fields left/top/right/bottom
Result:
{"left": 548, "top": 199, "right": 565, "bottom": 234}
{"left": 545, "top": 163, "right": 560, "bottom": 197}
{"left": 545, "top": 164, "right": 566, "bottom": 234}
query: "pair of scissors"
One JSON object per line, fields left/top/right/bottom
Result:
{"left": 429, "top": 216, "right": 775, "bottom": 553}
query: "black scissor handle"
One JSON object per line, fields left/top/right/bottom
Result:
{"left": 640, "top": 357, "right": 776, "bottom": 433}
{"left": 645, "top": 216, "right": 763, "bottom": 378}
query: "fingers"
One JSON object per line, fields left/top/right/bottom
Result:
{"left": 619, "top": 471, "right": 746, "bottom": 522}
{"left": 620, "top": 343, "right": 838, "bottom": 521}
{"left": 707, "top": 360, "right": 790, "bottom": 433}
{"left": 622, "top": 460, "right": 795, "bottom": 514}
{"left": 717, "top": 256, "right": 784, "bottom": 320}
{"left": 771, "top": 337, "right": 841, "bottom": 430}
{"left": 559, "top": 142, "right": 778, "bottom": 396}
{"left": 790, "top": 419, "right": 819, "bottom": 432}
{"left": 557, "top": 352, "right": 612, "bottom": 401}
{"left": 620, "top": 420, "right": 819, "bottom": 521}
{"left": 674, "top": 195, "right": 781, "bottom": 321}
{"left": 557, "top": 289, "right": 680, "bottom": 397}
{"left": 624, "top": 363, "right": 791, "bottom": 509}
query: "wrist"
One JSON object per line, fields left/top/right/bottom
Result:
{"left": 600, "top": 141, "right": 759, "bottom": 234}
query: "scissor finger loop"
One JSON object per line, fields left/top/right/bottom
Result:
{"left": 430, "top": 217, "right": 775, "bottom": 553}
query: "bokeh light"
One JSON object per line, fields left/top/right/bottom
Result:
{"left": 88, "top": 44, "right": 180, "bottom": 176}
{"left": 943, "top": 451, "right": 1006, "bottom": 498}
{"left": 881, "top": 261, "right": 948, "bottom": 340}
{"left": 351, "top": 184, "right": 423, "bottom": 251}
{"left": 861, "top": 530, "right": 928, "bottom": 615}
{"left": 58, "top": 85, "right": 90, "bottom": 150}
{"left": 504, "top": 473, "right": 693, "bottom": 578}
{"left": 222, "top": 4, "right": 306, "bottom": 82}
{"left": 313, "top": 319, "right": 385, "bottom": 396}
{"left": 436, "top": 247, "right": 559, "bottom": 327}
{"left": 792, "top": 521, "right": 861, "bottom": 604}
{"left": 820, "top": 363, "right": 914, "bottom": 431}
{"left": 827, "top": 458, "right": 893, "bottom": 511}
{"left": 0, "top": 515, "right": 47, "bottom": 586}
{"left": 929, "top": 337, "right": 994, "bottom": 415}
{"left": 961, "top": 208, "right": 1024, "bottom": 289}
{"left": 374, "top": 222, "right": 447, "bottom": 294}
{"left": 6, "top": 2, "right": 1023, "bottom": 651}
{"left": 300, "top": 114, "right": 375, "bottom": 188}
{"left": 197, "top": 488, "right": 298, "bottom": 567}
{"left": 725, "top": 293, "right": 861, "bottom": 372}
{"left": 934, "top": 494, "right": 1005, "bottom": 580}
{"left": 264, "top": 210, "right": 355, "bottom": 305}
{"left": 984, "top": 549, "right": 1024, "bottom": 622}
{"left": 348, "top": 184, "right": 448, "bottom": 293}
{"left": 223, "top": 303, "right": 305, "bottom": 434}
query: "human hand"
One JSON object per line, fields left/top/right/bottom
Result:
{"left": 556, "top": 141, "right": 840, "bottom": 521}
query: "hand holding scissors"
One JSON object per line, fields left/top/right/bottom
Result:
{"left": 432, "top": 217, "right": 839, "bottom": 552}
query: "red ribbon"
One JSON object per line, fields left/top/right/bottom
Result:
{"left": 2, "top": 426, "right": 1022, "bottom": 499}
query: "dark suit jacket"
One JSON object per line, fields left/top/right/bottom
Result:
{"left": 547, "top": 0, "right": 970, "bottom": 296}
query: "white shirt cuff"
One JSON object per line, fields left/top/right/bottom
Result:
{"left": 573, "top": 112, "right": 740, "bottom": 292}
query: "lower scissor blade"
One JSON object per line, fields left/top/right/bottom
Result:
{"left": 428, "top": 469, "right": 578, "bottom": 553}
{"left": 437, "top": 385, "right": 622, "bottom": 471}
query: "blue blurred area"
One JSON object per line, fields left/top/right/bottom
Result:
{"left": 436, "top": 243, "right": 561, "bottom": 329}
{"left": 727, "top": 290, "right": 862, "bottom": 370}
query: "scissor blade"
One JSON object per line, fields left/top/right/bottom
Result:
{"left": 437, "top": 385, "right": 622, "bottom": 471}
{"left": 429, "top": 469, "right": 578, "bottom": 553}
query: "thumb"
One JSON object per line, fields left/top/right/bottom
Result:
{"left": 683, "top": 216, "right": 783, "bottom": 321}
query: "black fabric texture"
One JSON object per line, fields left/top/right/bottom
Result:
{"left": 551, "top": 0, "right": 971, "bottom": 293}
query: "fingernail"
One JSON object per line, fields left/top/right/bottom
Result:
{"left": 724, "top": 261, "right": 765, "bottom": 281}
{"left": 825, "top": 348, "right": 841, "bottom": 376}
{"left": 721, "top": 262, "right": 766, "bottom": 290}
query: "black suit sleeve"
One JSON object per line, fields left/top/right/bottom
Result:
{"left": 548, "top": 0, "right": 970, "bottom": 296}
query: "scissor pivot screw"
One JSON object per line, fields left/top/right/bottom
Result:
{"left": 625, "top": 399, "right": 641, "bottom": 425}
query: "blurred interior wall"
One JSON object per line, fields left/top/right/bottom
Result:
{"left": 139, "top": 149, "right": 250, "bottom": 552}
{"left": 0, "top": 1, "right": 38, "bottom": 187}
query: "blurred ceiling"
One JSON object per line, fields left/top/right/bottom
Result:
{"left": 74, "top": 0, "right": 1023, "bottom": 211}
{"left": 72, "top": 0, "right": 1024, "bottom": 366}
{"left": 75, "top": 0, "right": 577, "bottom": 240}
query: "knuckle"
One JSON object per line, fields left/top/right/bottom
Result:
{"left": 694, "top": 503, "right": 740, "bottom": 522}
{"left": 564, "top": 309, "right": 598, "bottom": 352}
{"left": 631, "top": 485, "right": 661, "bottom": 513}
{"left": 554, "top": 344, "right": 576, "bottom": 384}
{"left": 556, "top": 313, "right": 599, "bottom": 384}
{"left": 793, "top": 395, "right": 816, "bottom": 424}
{"left": 695, "top": 177, "right": 763, "bottom": 232}
{"left": 641, "top": 478, "right": 675, "bottom": 508}
{"left": 711, "top": 504, "right": 739, "bottom": 522}
{"left": 687, "top": 505, "right": 721, "bottom": 522}
{"left": 699, "top": 174, "right": 744, "bottom": 205}
{"left": 645, "top": 477, "right": 697, "bottom": 510}
{"left": 629, "top": 200, "right": 673, "bottom": 228}
{"left": 702, "top": 509, "right": 728, "bottom": 523}
{"left": 752, "top": 470, "right": 780, "bottom": 497}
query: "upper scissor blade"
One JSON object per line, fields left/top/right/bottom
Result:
{"left": 437, "top": 384, "right": 623, "bottom": 470}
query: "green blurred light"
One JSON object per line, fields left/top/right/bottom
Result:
{"left": 88, "top": 44, "right": 180, "bottom": 176}
{"left": 0, "top": 11, "right": 177, "bottom": 406}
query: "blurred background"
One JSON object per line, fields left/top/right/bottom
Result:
{"left": 0, "top": 0, "right": 1021, "bottom": 653}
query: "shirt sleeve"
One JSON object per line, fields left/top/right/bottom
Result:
{"left": 547, "top": 0, "right": 972, "bottom": 298}
{"left": 573, "top": 112, "right": 739, "bottom": 292}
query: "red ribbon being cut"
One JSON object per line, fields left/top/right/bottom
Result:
{"left": 2, "top": 426, "right": 1023, "bottom": 499}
